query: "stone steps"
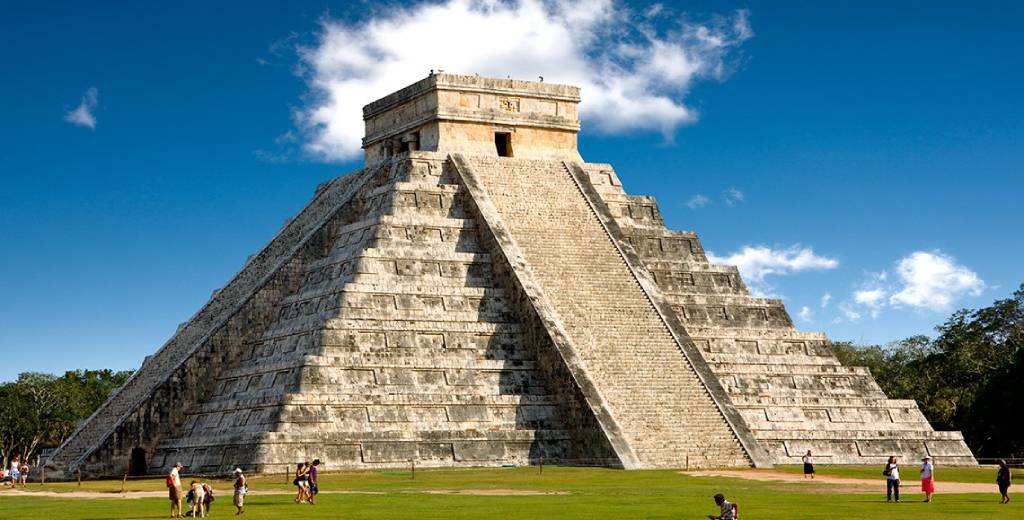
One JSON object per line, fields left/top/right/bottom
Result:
{"left": 455, "top": 154, "right": 758, "bottom": 469}
{"left": 188, "top": 393, "right": 562, "bottom": 412}
{"left": 713, "top": 363, "right": 871, "bottom": 376}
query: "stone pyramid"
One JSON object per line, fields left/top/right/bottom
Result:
{"left": 45, "top": 74, "right": 974, "bottom": 478}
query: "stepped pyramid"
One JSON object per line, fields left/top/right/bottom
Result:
{"left": 45, "top": 74, "right": 974, "bottom": 478}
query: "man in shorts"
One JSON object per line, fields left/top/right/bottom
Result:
{"left": 232, "top": 468, "right": 247, "bottom": 515}
{"left": 168, "top": 462, "right": 183, "bottom": 518}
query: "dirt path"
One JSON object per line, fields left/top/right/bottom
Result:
{"left": 0, "top": 487, "right": 564, "bottom": 500}
{"left": 685, "top": 469, "right": 997, "bottom": 494}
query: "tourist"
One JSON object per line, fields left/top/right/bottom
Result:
{"left": 920, "top": 456, "right": 935, "bottom": 502}
{"left": 884, "top": 456, "right": 900, "bottom": 502}
{"left": 233, "top": 468, "right": 247, "bottom": 515}
{"left": 707, "top": 493, "right": 737, "bottom": 520}
{"left": 294, "top": 462, "right": 309, "bottom": 503}
{"left": 18, "top": 462, "right": 29, "bottom": 486}
{"left": 308, "top": 459, "right": 321, "bottom": 505}
{"left": 997, "top": 459, "right": 1012, "bottom": 504}
{"left": 167, "top": 462, "right": 184, "bottom": 518}
{"left": 188, "top": 480, "right": 207, "bottom": 518}
{"left": 202, "top": 481, "right": 215, "bottom": 514}
{"left": 802, "top": 450, "right": 815, "bottom": 479}
{"left": 9, "top": 455, "right": 21, "bottom": 488}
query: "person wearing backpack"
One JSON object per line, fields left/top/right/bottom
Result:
{"left": 883, "top": 456, "right": 900, "bottom": 502}
{"left": 167, "top": 462, "right": 184, "bottom": 518}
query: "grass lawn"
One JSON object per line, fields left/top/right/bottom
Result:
{"left": 773, "top": 463, "right": 1017, "bottom": 484}
{"left": 0, "top": 466, "right": 1018, "bottom": 519}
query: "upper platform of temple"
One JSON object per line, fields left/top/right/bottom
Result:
{"left": 362, "top": 73, "right": 582, "bottom": 163}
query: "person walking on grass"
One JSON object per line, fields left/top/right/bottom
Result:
{"left": 920, "top": 456, "right": 935, "bottom": 502}
{"left": 167, "top": 462, "right": 184, "bottom": 518}
{"left": 997, "top": 459, "right": 1012, "bottom": 504}
{"left": 9, "top": 455, "right": 21, "bottom": 488}
{"left": 708, "top": 493, "right": 737, "bottom": 520}
{"left": 884, "top": 456, "right": 901, "bottom": 502}
{"left": 232, "top": 468, "right": 247, "bottom": 515}
{"left": 18, "top": 462, "right": 29, "bottom": 486}
{"left": 294, "top": 462, "right": 309, "bottom": 503}
{"left": 802, "top": 450, "right": 815, "bottom": 479}
{"left": 308, "top": 459, "right": 321, "bottom": 505}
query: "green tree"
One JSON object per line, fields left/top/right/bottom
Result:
{"left": 0, "top": 369, "right": 132, "bottom": 467}
{"left": 831, "top": 284, "right": 1024, "bottom": 457}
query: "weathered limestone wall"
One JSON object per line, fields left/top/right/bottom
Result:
{"left": 452, "top": 155, "right": 758, "bottom": 469}
{"left": 436, "top": 121, "right": 580, "bottom": 161}
{"left": 143, "top": 152, "right": 616, "bottom": 475}
{"left": 580, "top": 162, "right": 977, "bottom": 465}
{"left": 44, "top": 166, "right": 380, "bottom": 477}
{"left": 363, "top": 73, "right": 581, "bottom": 164}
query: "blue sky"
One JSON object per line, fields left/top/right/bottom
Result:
{"left": 1, "top": 0, "right": 1021, "bottom": 381}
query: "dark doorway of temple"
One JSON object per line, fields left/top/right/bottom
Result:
{"left": 495, "top": 132, "right": 513, "bottom": 157}
{"left": 129, "top": 447, "right": 147, "bottom": 476}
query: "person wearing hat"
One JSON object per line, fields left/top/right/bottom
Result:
{"left": 232, "top": 468, "right": 247, "bottom": 515}
{"left": 167, "top": 462, "right": 184, "bottom": 518}
{"left": 920, "top": 456, "right": 935, "bottom": 502}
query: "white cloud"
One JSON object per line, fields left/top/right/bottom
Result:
{"left": 820, "top": 292, "right": 832, "bottom": 309}
{"left": 707, "top": 245, "right": 838, "bottom": 296}
{"left": 797, "top": 305, "right": 813, "bottom": 322}
{"left": 722, "top": 187, "right": 744, "bottom": 206}
{"left": 643, "top": 3, "right": 664, "bottom": 18}
{"left": 707, "top": 245, "right": 839, "bottom": 283}
{"left": 64, "top": 87, "right": 98, "bottom": 129}
{"left": 686, "top": 194, "right": 710, "bottom": 209}
{"left": 838, "top": 302, "right": 862, "bottom": 322}
{"left": 838, "top": 250, "right": 984, "bottom": 321}
{"left": 889, "top": 251, "right": 984, "bottom": 311}
{"left": 853, "top": 287, "right": 886, "bottom": 318}
{"left": 296, "top": 0, "right": 753, "bottom": 161}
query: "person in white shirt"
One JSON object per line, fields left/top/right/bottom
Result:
{"left": 885, "top": 456, "right": 901, "bottom": 502}
{"left": 189, "top": 480, "right": 207, "bottom": 518}
{"left": 168, "top": 462, "right": 184, "bottom": 518}
{"left": 9, "top": 456, "right": 21, "bottom": 488}
{"left": 802, "top": 450, "right": 815, "bottom": 479}
{"left": 232, "top": 468, "right": 248, "bottom": 515}
{"left": 920, "top": 456, "right": 935, "bottom": 502}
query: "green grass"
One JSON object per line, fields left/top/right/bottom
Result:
{"left": 0, "top": 467, "right": 1018, "bottom": 519}
{"left": 774, "top": 464, "right": 1017, "bottom": 484}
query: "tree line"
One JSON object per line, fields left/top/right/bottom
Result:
{"left": 0, "top": 369, "right": 132, "bottom": 468}
{"left": 832, "top": 284, "right": 1024, "bottom": 458}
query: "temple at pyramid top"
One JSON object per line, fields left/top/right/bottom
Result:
{"left": 362, "top": 73, "right": 582, "bottom": 163}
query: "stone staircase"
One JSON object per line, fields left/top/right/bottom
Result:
{"left": 451, "top": 154, "right": 766, "bottom": 469}
{"left": 579, "top": 162, "right": 976, "bottom": 465}
{"left": 145, "top": 153, "right": 613, "bottom": 474}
